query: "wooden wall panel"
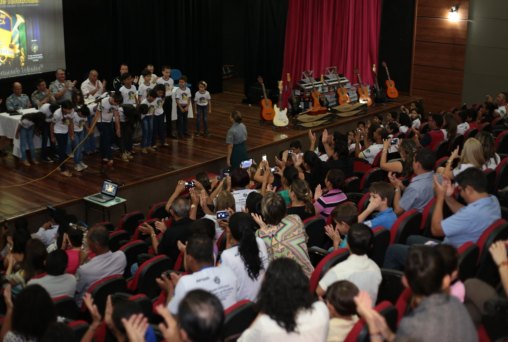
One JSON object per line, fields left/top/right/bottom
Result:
{"left": 415, "top": 18, "right": 468, "bottom": 44}
{"left": 412, "top": 65, "right": 464, "bottom": 94}
{"left": 417, "top": 0, "right": 469, "bottom": 19}
{"left": 413, "top": 42, "right": 466, "bottom": 70}
{"left": 410, "top": 0, "right": 469, "bottom": 113}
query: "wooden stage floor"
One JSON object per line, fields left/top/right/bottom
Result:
{"left": 0, "top": 78, "right": 420, "bottom": 221}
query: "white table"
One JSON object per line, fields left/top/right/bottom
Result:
{"left": 0, "top": 111, "right": 43, "bottom": 158}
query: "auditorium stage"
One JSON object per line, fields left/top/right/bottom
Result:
{"left": 0, "top": 78, "right": 421, "bottom": 222}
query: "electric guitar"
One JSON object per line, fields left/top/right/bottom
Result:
{"left": 382, "top": 61, "right": 399, "bottom": 99}
{"left": 257, "top": 76, "right": 275, "bottom": 121}
{"left": 273, "top": 81, "right": 289, "bottom": 127}
{"left": 372, "top": 64, "right": 386, "bottom": 103}
{"left": 355, "top": 69, "right": 373, "bottom": 107}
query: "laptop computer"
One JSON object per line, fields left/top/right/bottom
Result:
{"left": 88, "top": 180, "right": 119, "bottom": 203}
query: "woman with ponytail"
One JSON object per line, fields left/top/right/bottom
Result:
{"left": 220, "top": 212, "right": 269, "bottom": 301}
{"left": 287, "top": 179, "right": 315, "bottom": 221}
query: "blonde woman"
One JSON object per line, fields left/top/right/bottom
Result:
{"left": 440, "top": 137, "right": 485, "bottom": 179}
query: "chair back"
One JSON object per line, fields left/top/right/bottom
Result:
{"left": 369, "top": 227, "right": 390, "bottom": 267}
{"left": 108, "top": 230, "right": 130, "bottom": 251}
{"left": 147, "top": 201, "right": 169, "bottom": 220}
{"left": 377, "top": 269, "right": 405, "bottom": 305}
{"left": 87, "top": 275, "right": 127, "bottom": 315}
{"left": 128, "top": 255, "right": 172, "bottom": 299}
{"left": 457, "top": 242, "right": 479, "bottom": 281}
{"left": 309, "top": 248, "right": 349, "bottom": 293}
{"left": 389, "top": 209, "right": 422, "bottom": 244}
{"left": 223, "top": 300, "right": 257, "bottom": 342}
{"left": 117, "top": 211, "right": 145, "bottom": 235}
{"left": 119, "top": 240, "right": 149, "bottom": 277}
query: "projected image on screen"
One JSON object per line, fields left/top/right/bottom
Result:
{"left": 0, "top": 0, "right": 65, "bottom": 79}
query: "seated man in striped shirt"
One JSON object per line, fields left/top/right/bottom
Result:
{"left": 314, "top": 169, "right": 348, "bottom": 219}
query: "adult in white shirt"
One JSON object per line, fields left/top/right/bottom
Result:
{"left": 316, "top": 223, "right": 382, "bottom": 303}
{"left": 165, "top": 235, "right": 240, "bottom": 314}
{"left": 239, "top": 258, "right": 329, "bottom": 342}
{"left": 221, "top": 213, "right": 269, "bottom": 301}
{"left": 81, "top": 69, "right": 106, "bottom": 101}
{"left": 75, "top": 225, "right": 126, "bottom": 306}
{"left": 230, "top": 168, "right": 256, "bottom": 212}
{"left": 31, "top": 220, "right": 59, "bottom": 248}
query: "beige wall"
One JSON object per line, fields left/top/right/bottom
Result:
{"left": 462, "top": 0, "right": 508, "bottom": 104}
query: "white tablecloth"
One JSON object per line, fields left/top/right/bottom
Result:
{"left": 0, "top": 112, "right": 43, "bottom": 158}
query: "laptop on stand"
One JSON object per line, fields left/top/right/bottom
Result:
{"left": 88, "top": 180, "right": 119, "bottom": 203}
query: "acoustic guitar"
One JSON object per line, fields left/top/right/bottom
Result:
{"left": 336, "top": 74, "right": 350, "bottom": 105}
{"left": 257, "top": 76, "right": 275, "bottom": 121}
{"left": 355, "top": 69, "right": 373, "bottom": 107}
{"left": 273, "top": 81, "right": 289, "bottom": 127}
{"left": 303, "top": 75, "right": 327, "bottom": 115}
{"left": 382, "top": 61, "right": 399, "bottom": 99}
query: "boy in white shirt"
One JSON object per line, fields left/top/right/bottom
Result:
{"left": 175, "top": 76, "right": 192, "bottom": 139}
{"left": 89, "top": 93, "right": 123, "bottom": 166}
{"left": 119, "top": 73, "right": 138, "bottom": 161}
{"left": 156, "top": 65, "right": 175, "bottom": 138}
{"left": 51, "top": 100, "right": 75, "bottom": 176}
{"left": 71, "top": 105, "right": 90, "bottom": 171}
{"left": 138, "top": 69, "right": 153, "bottom": 102}
{"left": 152, "top": 85, "right": 167, "bottom": 148}
{"left": 194, "top": 81, "right": 212, "bottom": 136}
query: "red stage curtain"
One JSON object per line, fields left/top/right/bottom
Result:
{"left": 281, "top": 0, "right": 382, "bottom": 92}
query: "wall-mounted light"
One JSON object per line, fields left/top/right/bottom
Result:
{"left": 448, "top": 4, "right": 460, "bottom": 22}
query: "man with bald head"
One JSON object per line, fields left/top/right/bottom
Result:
{"left": 50, "top": 68, "right": 76, "bottom": 104}
{"left": 81, "top": 69, "right": 106, "bottom": 101}
{"left": 6, "top": 82, "right": 31, "bottom": 111}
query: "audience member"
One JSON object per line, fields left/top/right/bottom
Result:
{"left": 358, "top": 182, "right": 397, "bottom": 230}
{"left": 441, "top": 138, "right": 484, "bottom": 179}
{"left": 28, "top": 250, "right": 76, "bottom": 298}
{"left": 355, "top": 124, "right": 387, "bottom": 164}
{"left": 325, "top": 280, "right": 359, "bottom": 342}
{"left": 476, "top": 131, "right": 501, "bottom": 170}
{"left": 380, "top": 138, "right": 417, "bottom": 177}
{"left": 0, "top": 284, "right": 57, "bottom": 341}
{"left": 317, "top": 223, "right": 381, "bottom": 302}
{"left": 324, "top": 202, "right": 358, "bottom": 250}
{"left": 418, "top": 113, "right": 445, "bottom": 150}
{"left": 164, "top": 235, "right": 239, "bottom": 314}
{"left": 253, "top": 192, "right": 314, "bottom": 278}
{"left": 287, "top": 179, "right": 315, "bottom": 221}
{"left": 238, "top": 258, "right": 329, "bottom": 341}
{"left": 314, "top": 169, "right": 348, "bottom": 219}
{"left": 221, "top": 212, "right": 269, "bottom": 301}
{"left": 230, "top": 168, "right": 256, "bottom": 212}
{"left": 436, "top": 244, "right": 465, "bottom": 302}
{"left": 156, "top": 290, "right": 225, "bottom": 342}
{"left": 75, "top": 225, "right": 127, "bottom": 305}
{"left": 389, "top": 147, "right": 435, "bottom": 214}
{"left": 61, "top": 225, "right": 84, "bottom": 274}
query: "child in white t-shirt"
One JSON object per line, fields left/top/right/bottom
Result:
{"left": 140, "top": 89, "right": 158, "bottom": 154}
{"left": 194, "top": 81, "right": 212, "bottom": 136}
{"left": 138, "top": 69, "right": 153, "bottom": 102}
{"left": 119, "top": 73, "right": 138, "bottom": 161}
{"left": 152, "top": 85, "right": 167, "bottom": 148}
{"left": 175, "top": 76, "right": 192, "bottom": 138}
{"left": 156, "top": 65, "right": 175, "bottom": 138}
{"left": 71, "top": 105, "right": 90, "bottom": 171}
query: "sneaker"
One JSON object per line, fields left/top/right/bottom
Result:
{"left": 60, "top": 170, "right": 72, "bottom": 177}
{"left": 151, "top": 145, "right": 158, "bottom": 150}
{"left": 44, "top": 157, "right": 54, "bottom": 163}
{"left": 162, "top": 142, "right": 169, "bottom": 147}
{"left": 142, "top": 148, "right": 148, "bottom": 154}
{"left": 121, "top": 153, "right": 130, "bottom": 162}
{"left": 107, "top": 160, "right": 114, "bottom": 167}
{"left": 148, "top": 147, "right": 156, "bottom": 152}
{"left": 32, "top": 160, "right": 39, "bottom": 165}
{"left": 67, "top": 153, "right": 74, "bottom": 158}
{"left": 111, "top": 144, "right": 120, "bottom": 151}
{"left": 75, "top": 164, "right": 85, "bottom": 172}
{"left": 80, "top": 162, "right": 88, "bottom": 169}
{"left": 195, "top": 132, "right": 200, "bottom": 137}
{"left": 127, "top": 154, "right": 134, "bottom": 160}
{"left": 129, "top": 150, "right": 136, "bottom": 155}
{"left": 22, "top": 160, "right": 31, "bottom": 167}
